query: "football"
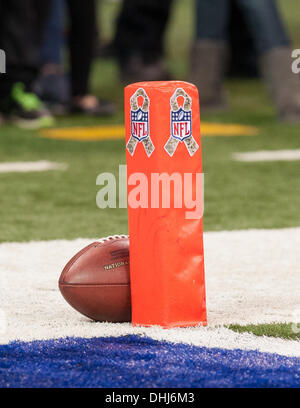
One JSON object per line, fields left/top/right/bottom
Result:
{"left": 59, "top": 235, "right": 131, "bottom": 322}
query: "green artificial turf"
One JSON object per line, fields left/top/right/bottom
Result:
{"left": 229, "top": 323, "right": 300, "bottom": 341}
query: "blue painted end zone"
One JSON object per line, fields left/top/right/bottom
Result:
{"left": 0, "top": 335, "right": 299, "bottom": 388}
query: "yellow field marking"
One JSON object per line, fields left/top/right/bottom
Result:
{"left": 40, "top": 123, "right": 258, "bottom": 141}
{"left": 202, "top": 123, "right": 258, "bottom": 137}
{"left": 40, "top": 125, "right": 125, "bottom": 141}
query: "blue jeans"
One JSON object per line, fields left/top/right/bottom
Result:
{"left": 40, "top": 0, "right": 65, "bottom": 65}
{"left": 196, "top": 0, "right": 290, "bottom": 54}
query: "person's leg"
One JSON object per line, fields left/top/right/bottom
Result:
{"left": 236, "top": 0, "right": 290, "bottom": 54}
{"left": 114, "top": 0, "right": 173, "bottom": 83}
{"left": 115, "top": 0, "right": 173, "bottom": 64}
{"left": 33, "top": 0, "right": 70, "bottom": 113}
{"left": 195, "top": 0, "right": 229, "bottom": 41}
{"left": 237, "top": 0, "right": 300, "bottom": 122}
{"left": 228, "top": 0, "right": 258, "bottom": 78}
{"left": 66, "top": 0, "right": 115, "bottom": 116}
{"left": 0, "top": 0, "right": 42, "bottom": 97}
{"left": 66, "top": 0, "right": 96, "bottom": 98}
{"left": 39, "top": 0, "right": 65, "bottom": 67}
{"left": 0, "top": 0, "right": 54, "bottom": 128}
{"left": 190, "top": 0, "right": 230, "bottom": 111}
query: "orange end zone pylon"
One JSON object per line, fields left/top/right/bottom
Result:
{"left": 125, "top": 81, "right": 207, "bottom": 328}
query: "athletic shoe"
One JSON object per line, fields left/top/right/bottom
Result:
{"left": 1, "top": 82, "right": 55, "bottom": 129}
{"left": 33, "top": 71, "right": 70, "bottom": 116}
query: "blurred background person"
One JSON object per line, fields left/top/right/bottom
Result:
{"left": 190, "top": 0, "right": 300, "bottom": 122}
{"left": 0, "top": 0, "right": 54, "bottom": 128}
{"left": 34, "top": 0, "right": 116, "bottom": 116}
{"left": 33, "top": 0, "right": 69, "bottom": 115}
{"left": 96, "top": 0, "right": 259, "bottom": 83}
{"left": 109, "top": 0, "right": 173, "bottom": 84}
{"left": 227, "top": 0, "right": 259, "bottom": 79}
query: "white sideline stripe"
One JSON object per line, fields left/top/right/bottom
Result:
{"left": 0, "top": 161, "right": 67, "bottom": 173}
{"left": 233, "top": 149, "right": 300, "bottom": 162}
{"left": 0, "top": 228, "right": 300, "bottom": 356}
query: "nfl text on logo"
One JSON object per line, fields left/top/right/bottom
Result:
{"left": 126, "top": 88, "right": 155, "bottom": 157}
{"left": 165, "top": 88, "right": 199, "bottom": 157}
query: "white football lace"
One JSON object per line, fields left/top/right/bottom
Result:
{"left": 97, "top": 234, "right": 128, "bottom": 244}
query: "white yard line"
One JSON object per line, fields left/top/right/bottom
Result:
{"left": 233, "top": 149, "right": 300, "bottom": 162}
{"left": 0, "top": 161, "right": 67, "bottom": 173}
{"left": 0, "top": 228, "right": 299, "bottom": 355}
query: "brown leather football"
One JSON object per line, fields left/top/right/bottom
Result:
{"left": 59, "top": 235, "right": 131, "bottom": 322}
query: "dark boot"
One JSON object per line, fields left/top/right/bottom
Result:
{"left": 120, "top": 55, "right": 171, "bottom": 85}
{"left": 189, "top": 40, "right": 228, "bottom": 112}
{"left": 260, "top": 47, "right": 300, "bottom": 123}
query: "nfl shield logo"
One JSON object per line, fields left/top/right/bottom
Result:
{"left": 171, "top": 107, "right": 192, "bottom": 141}
{"left": 131, "top": 108, "right": 149, "bottom": 141}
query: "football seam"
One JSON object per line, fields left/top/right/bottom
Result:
{"left": 60, "top": 237, "right": 129, "bottom": 283}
